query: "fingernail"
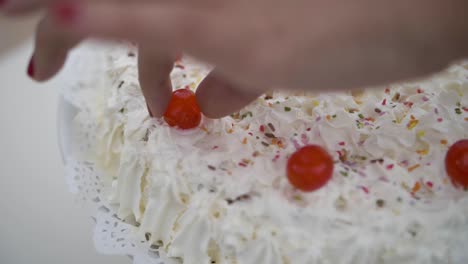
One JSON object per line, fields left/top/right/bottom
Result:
{"left": 175, "top": 53, "right": 182, "bottom": 62}
{"left": 27, "top": 56, "right": 35, "bottom": 79}
{"left": 0, "top": 0, "right": 7, "bottom": 8}
{"left": 51, "top": 2, "right": 79, "bottom": 25}
{"left": 147, "top": 104, "right": 153, "bottom": 118}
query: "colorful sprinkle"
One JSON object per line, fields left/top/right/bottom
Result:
{"left": 267, "top": 123, "right": 276, "bottom": 132}
{"left": 275, "top": 139, "right": 285, "bottom": 149}
{"left": 416, "top": 149, "right": 429, "bottom": 156}
{"left": 360, "top": 186, "right": 370, "bottom": 194}
{"left": 376, "top": 199, "right": 385, "bottom": 208}
{"left": 292, "top": 139, "right": 301, "bottom": 150}
{"left": 272, "top": 154, "right": 280, "bottom": 162}
{"left": 407, "top": 119, "right": 419, "bottom": 130}
{"left": 201, "top": 126, "right": 209, "bottom": 133}
{"left": 400, "top": 160, "right": 409, "bottom": 167}
{"left": 241, "top": 111, "right": 253, "bottom": 119}
{"left": 417, "top": 130, "right": 426, "bottom": 138}
{"left": 412, "top": 182, "right": 421, "bottom": 193}
{"left": 408, "top": 164, "right": 421, "bottom": 172}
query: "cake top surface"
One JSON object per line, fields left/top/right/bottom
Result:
{"left": 86, "top": 45, "right": 468, "bottom": 264}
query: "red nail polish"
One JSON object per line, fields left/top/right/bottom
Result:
{"left": 147, "top": 104, "right": 153, "bottom": 118}
{"left": 52, "top": 2, "right": 79, "bottom": 25}
{"left": 175, "top": 53, "right": 182, "bottom": 62}
{"left": 0, "top": 0, "right": 7, "bottom": 8}
{"left": 27, "top": 56, "right": 35, "bottom": 78}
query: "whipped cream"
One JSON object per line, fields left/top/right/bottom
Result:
{"left": 87, "top": 45, "right": 468, "bottom": 264}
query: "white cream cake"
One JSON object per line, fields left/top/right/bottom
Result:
{"left": 87, "top": 45, "right": 468, "bottom": 264}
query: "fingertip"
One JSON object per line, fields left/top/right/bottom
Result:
{"left": 145, "top": 78, "right": 173, "bottom": 118}
{"left": 138, "top": 49, "right": 174, "bottom": 118}
{"left": 33, "top": 53, "right": 67, "bottom": 82}
{"left": 27, "top": 55, "right": 35, "bottom": 80}
{"left": 196, "top": 74, "right": 261, "bottom": 119}
{"left": 147, "top": 103, "right": 154, "bottom": 118}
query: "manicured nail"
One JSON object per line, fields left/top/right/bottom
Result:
{"left": 175, "top": 53, "right": 182, "bottom": 62}
{"left": 51, "top": 2, "right": 79, "bottom": 25}
{"left": 147, "top": 104, "right": 153, "bottom": 118}
{"left": 27, "top": 56, "right": 35, "bottom": 79}
{"left": 0, "top": 0, "right": 7, "bottom": 8}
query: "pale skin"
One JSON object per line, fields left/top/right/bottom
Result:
{"left": 2, "top": 0, "right": 468, "bottom": 118}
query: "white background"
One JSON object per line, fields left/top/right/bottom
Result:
{"left": 0, "top": 24, "right": 130, "bottom": 264}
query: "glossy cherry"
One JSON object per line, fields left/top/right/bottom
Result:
{"left": 287, "top": 145, "right": 334, "bottom": 192}
{"left": 164, "top": 88, "right": 202, "bottom": 129}
{"left": 445, "top": 139, "right": 468, "bottom": 188}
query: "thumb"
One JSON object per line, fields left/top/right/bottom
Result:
{"left": 196, "top": 72, "right": 264, "bottom": 118}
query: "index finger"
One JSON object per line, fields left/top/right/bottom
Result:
{"left": 138, "top": 46, "right": 174, "bottom": 117}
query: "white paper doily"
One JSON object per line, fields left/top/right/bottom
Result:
{"left": 58, "top": 41, "right": 179, "bottom": 264}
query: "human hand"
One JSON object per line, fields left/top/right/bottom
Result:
{"left": 3, "top": 0, "right": 468, "bottom": 118}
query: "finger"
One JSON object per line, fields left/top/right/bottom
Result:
{"left": 196, "top": 73, "right": 263, "bottom": 118}
{"left": 1, "top": 0, "right": 42, "bottom": 15}
{"left": 49, "top": 2, "right": 235, "bottom": 62}
{"left": 0, "top": 0, "right": 159, "bottom": 16}
{"left": 29, "top": 14, "right": 82, "bottom": 81}
{"left": 138, "top": 46, "right": 174, "bottom": 117}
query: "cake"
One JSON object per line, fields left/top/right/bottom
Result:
{"left": 82, "top": 45, "right": 468, "bottom": 264}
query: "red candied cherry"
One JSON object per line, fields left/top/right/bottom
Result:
{"left": 445, "top": 139, "right": 468, "bottom": 188}
{"left": 164, "top": 88, "right": 202, "bottom": 129}
{"left": 287, "top": 145, "right": 334, "bottom": 192}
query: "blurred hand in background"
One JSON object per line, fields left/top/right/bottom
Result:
{"left": 2, "top": 0, "right": 468, "bottom": 119}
